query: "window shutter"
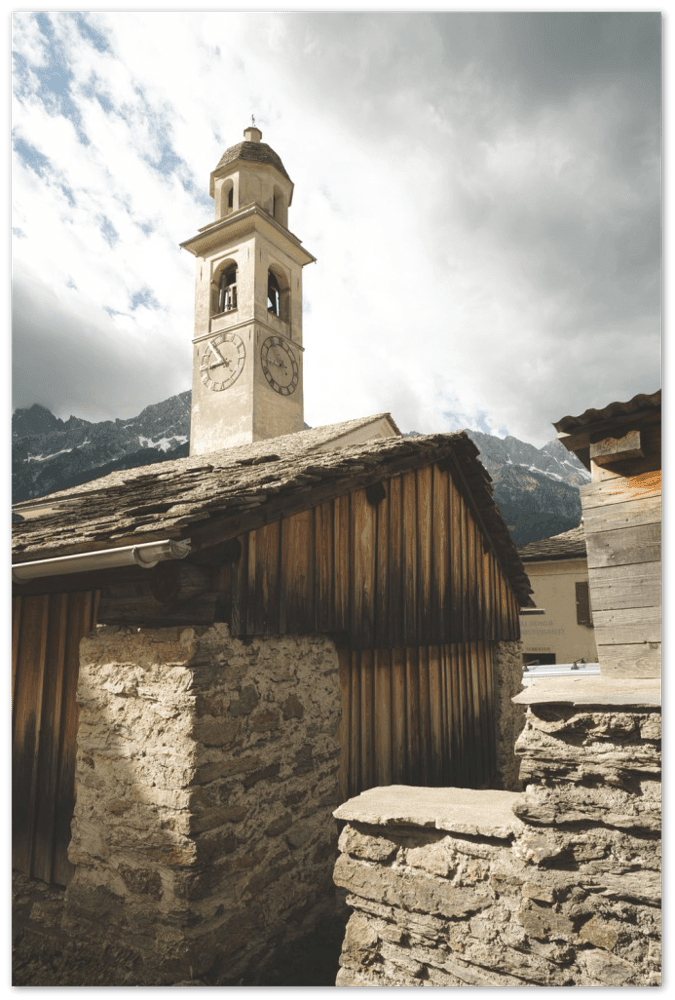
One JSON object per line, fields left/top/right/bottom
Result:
{"left": 575, "top": 581, "right": 592, "bottom": 625}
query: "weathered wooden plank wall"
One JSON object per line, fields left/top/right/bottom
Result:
{"left": 580, "top": 426, "right": 661, "bottom": 677}
{"left": 231, "top": 465, "right": 521, "bottom": 647}
{"left": 12, "top": 590, "right": 98, "bottom": 886}
{"left": 338, "top": 642, "right": 496, "bottom": 800}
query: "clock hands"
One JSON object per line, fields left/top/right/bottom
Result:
{"left": 201, "top": 332, "right": 246, "bottom": 391}
{"left": 204, "top": 340, "right": 232, "bottom": 370}
{"left": 207, "top": 340, "right": 226, "bottom": 365}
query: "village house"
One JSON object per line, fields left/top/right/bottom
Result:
{"left": 12, "top": 126, "right": 533, "bottom": 985}
{"left": 518, "top": 524, "right": 598, "bottom": 668}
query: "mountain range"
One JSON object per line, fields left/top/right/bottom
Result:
{"left": 12, "top": 393, "right": 588, "bottom": 547}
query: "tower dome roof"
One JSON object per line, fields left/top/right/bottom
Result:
{"left": 215, "top": 126, "right": 291, "bottom": 182}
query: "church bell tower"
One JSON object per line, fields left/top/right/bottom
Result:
{"left": 181, "top": 125, "right": 316, "bottom": 455}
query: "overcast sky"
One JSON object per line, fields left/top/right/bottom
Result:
{"left": 11, "top": 10, "right": 661, "bottom": 446}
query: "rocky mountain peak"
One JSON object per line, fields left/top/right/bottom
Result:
{"left": 12, "top": 403, "right": 62, "bottom": 438}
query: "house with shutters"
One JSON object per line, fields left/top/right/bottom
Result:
{"left": 518, "top": 524, "right": 598, "bottom": 668}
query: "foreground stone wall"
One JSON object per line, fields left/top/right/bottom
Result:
{"left": 63, "top": 624, "right": 342, "bottom": 985}
{"left": 334, "top": 679, "right": 661, "bottom": 987}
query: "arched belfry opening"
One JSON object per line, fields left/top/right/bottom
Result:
{"left": 267, "top": 266, "right": 289, "bottom": 322}
{"left": 213, "top": 262, "right": 238, "bottom": 315}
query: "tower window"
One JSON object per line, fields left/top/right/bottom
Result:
{"left": 222, "top": 181, "right": 234, "bottom": 217}
{"left": 267, "top": 271, "right": 280, "bottom": 316}
{"left": 272, "top": 186, "right": 286, "bottom": 225}
{"left": 267, "top": 266, "right": 290, "bottom": 321}
{"left": 218, "top": 265, "right": 237, "bottom": 313}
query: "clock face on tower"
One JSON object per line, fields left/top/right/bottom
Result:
{"left": 200, "top": 332, "right": 246, "bottom": 391}
{"left": 260, "top": 336, "right": 299, "bottom": 395}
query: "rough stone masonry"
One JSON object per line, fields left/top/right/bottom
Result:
{"left": 62, "top": 623, "right": 342, "bottom": 985}
{"left": 333, "top": 679, "right": 661, "bottom": 987}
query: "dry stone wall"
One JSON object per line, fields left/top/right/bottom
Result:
{"left": 63, "top": 623, "right": 342, "bottom": 985}
{"left": 333, "top": 683, "right": 661, "bottom": 987}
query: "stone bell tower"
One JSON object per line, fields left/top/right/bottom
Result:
{"left": 181, "top": 125, "right": 316, "bottom": 455}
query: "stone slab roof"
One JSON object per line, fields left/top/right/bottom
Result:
{"left": 12, "top": 417, "right": 532, "bottom": 605}
{"left": 554, "top": 389, "right": 661, "bottom": 435}
{"left": 215, "top": 141, "right": 290, "bottom": 182}
{"left": 518, "top": 524, "right": 586, "bottom": 562}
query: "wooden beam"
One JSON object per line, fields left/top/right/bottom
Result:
{"left": 590, "top": 429, "right": 643, "bottom": 466}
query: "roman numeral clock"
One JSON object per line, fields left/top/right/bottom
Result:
{"left": 181, "top": 124, "right": 316, "bottom": 456}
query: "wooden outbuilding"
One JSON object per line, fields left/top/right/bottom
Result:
{"left": 554, "top": 389, "right": 661, "bottom": 677}
{"left": 13, "top": 419, "right": 531, "bottom": 889}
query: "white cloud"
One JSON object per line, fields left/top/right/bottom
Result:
{"left": 12, "top": 11, "right": 661, "bottom": 446}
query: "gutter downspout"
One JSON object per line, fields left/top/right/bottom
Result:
{"left": 12, "top": 538, "right": 192, "bottom": 584}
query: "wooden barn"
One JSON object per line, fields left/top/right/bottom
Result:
{"left": 554, "top": 389, "right": 661, "bottom": 678}
{"left": 13, "top": 420, "right": 531, "bottom": 897}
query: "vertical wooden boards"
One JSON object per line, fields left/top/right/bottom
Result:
{"left": 12, "top": 594, "right": 49, "bottom": 876}
{"left": 401, "top": 472, "right": 418, "bottom": 647}
{"left": 386, "top": 475, "right": 404, "bottom": 650}
{"left": 449, "top": 476, "right": 463, "bottom": 639}
{"left": 315, "top": 501, "right": 334, "bottom": 633}
{"left": 359, "top": 649, "right": 375, "bottom": 792}
{"left": 460, "top": 496, "right": 470, "bottom": 641}
{"left": 454, "top": 644, "right": 469, "bottom": 787}
{"left": 391, "top": 646, "right": 407, "bottom": 786}
{"left": 350, "top": 491, "right": 376, "bottom": 647}
{"left": 417, "top": 645, "right": 432, "bottom": 786}
{"left": 431, "top": 465, "right": 450, "bottom": 642}
{"left": 349, "top": 648, "right": 361, "bottom": 800}
{"left": 465, "top": 507, "right": 476, "bottom": 640}
{"left": 12, "top": 590, "right": 96, "bottom": 886}
{"left": 374, "top": 483, "right": 390, "bottom": 649}
{"left": 416, "top": 466, "right": 434, "bottom": 648}
{"left": 475, "top": 642, "right": 495, "bottom": 786}
{"left": 405, "top": 646, "right": 421, "bottom": 786}
{"left": 52, "top": 590, "right": 98, "bottom": 887}
{"left": 246, "top": 522, "right": 281, "bottom": 634}
{"left": 374, "top": 648, "right": 393, "bottom": 788}
{"left": 32, "top": 592, "right": 69, "bottom": 884}
{"left": 333, "top": 494, "right": 351, "bottom": 634}
{"left": 339, "top": 640, "right": 497, "bottom": 798}
{"left": 226, "top": 462, "right": 522, "bottom": 648}
{"left": 427, "top": 645, "right": 444, "bottom": 785}
{"left": 280, "top": 508, "right": 315, "bottom": 635}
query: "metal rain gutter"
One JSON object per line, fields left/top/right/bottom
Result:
{"left": 12, "top": 538, "right": 192, "bottom": 584}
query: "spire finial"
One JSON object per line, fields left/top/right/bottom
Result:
{"left": 243, "top": 118, "right": 262, "bottom": 142}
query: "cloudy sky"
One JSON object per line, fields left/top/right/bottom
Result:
{"left": 11, "top": 10, "right": 661, "bottom": 446}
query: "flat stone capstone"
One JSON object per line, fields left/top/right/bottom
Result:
{"left": 333, "top": 785, "right": 524, "bottom": 839}
{"left": 513, "top": 675, "right": 661, "bottom": 707}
